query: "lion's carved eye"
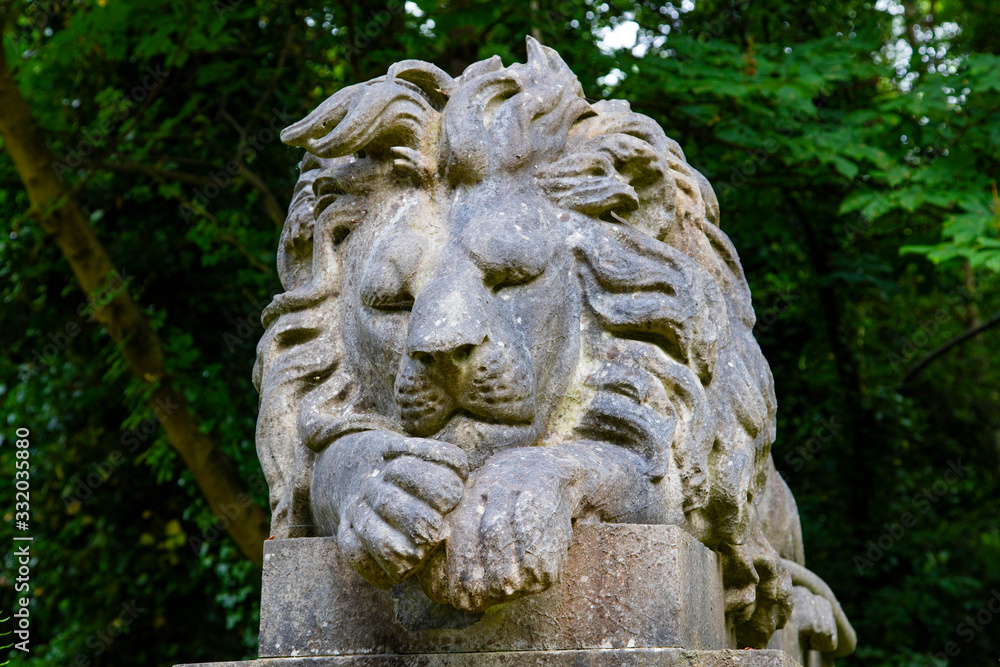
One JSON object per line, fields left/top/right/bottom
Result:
{"left": 275, "top": 327, "right": 322, "bottom": 348}
{"left": 366, "top": 291, "right": 415, "bottom": 312}
{"left": 487, "top": 264, "right": 544, "bottom": 293}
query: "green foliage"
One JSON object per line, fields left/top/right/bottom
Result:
{"left": 1, "top": 0, "right": 998, "bottom": 665}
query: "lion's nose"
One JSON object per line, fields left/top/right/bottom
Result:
{"left": 409, "top": 342, "right": 481, "bottom": 369}
{"left": 406, "top": 283, "right": 488, "bottom": 367}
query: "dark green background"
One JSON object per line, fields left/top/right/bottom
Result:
{"left": 1, "top": 0, "right": 998, "bottom": 664}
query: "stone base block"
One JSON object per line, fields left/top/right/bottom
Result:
{"left": 258, "top": 524, "right": 733, "bottom": 657}
{"left": 179, "top": 648, "right": 797, "bottom": 666}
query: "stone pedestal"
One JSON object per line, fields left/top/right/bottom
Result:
{"left": 179, "top": 648, "right": 798, "bottom": 666}
{"left": 259, "top": 524, "right": 732, "bottom": 656}
{"left": 176, "top": 524, "right": 796, "bottom": 665}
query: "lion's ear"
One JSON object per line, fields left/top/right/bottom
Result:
{"left": 537, "top": 151, "right": 640, "bottom": 219}
{"left": 537, "top": 133, "right": 666, "bottom": 220}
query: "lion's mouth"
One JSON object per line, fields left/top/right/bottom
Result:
{"left": 395, "top": 367, "right": 535, "bottom": 438}
{"left": 397, "top": 392, "right": 535, "bottom": 438}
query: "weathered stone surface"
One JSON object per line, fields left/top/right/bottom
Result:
{"left": 260, "top": 524, "right": 731, "bottom": 657}
{"left": 245, "top": 35, "right": 857, "bottom": 660}
{"left": 179, "top": 648, "right": 799, "bottom": 667}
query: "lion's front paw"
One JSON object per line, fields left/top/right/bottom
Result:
{"left": 418, "top": 451, "right": 580, "bottom": 612}
{"left": 721, "top": 522, "right": 794, "bottom": 649}
{"left": 337, "top": 436, "right": 469, "bottom": 589}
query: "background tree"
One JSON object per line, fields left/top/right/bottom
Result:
{"left": 0, "top": 0, "right": 997, "bottom": 665}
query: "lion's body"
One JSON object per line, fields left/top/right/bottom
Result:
{"left": 253, "top": 39, "right": 815, "bottom": 648}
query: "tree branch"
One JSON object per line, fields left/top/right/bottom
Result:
{"left": 900, "top": 310, "right": 1000, "bottom": 387}
{"left": 171, "top": 189, "right": 272, "bottom": 274}
{"left": 81, "top": 158, "right": 214, "bottom": 186}
{"left": 236, "top": 163, "right": 286, "bottom": 227}
{"left": 204, "top": 129, "right": 286, "bottom": 227}
{"left": 240, "top": 26, "right": 295, "bottom": 142}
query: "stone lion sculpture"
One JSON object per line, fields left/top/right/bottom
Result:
{"left": 253, "top": 38, "right": 855, "bottom": 655}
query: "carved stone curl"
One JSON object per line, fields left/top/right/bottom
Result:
{"left": 253, "top": 38, "right": 855, "bottom": 657}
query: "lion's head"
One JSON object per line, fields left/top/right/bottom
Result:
{"left": 254, "top": 38, "right": 789, "bottom": 647}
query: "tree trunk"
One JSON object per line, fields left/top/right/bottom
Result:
{"left": 0, "top": 29, "right": 269, "bottom": 566}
